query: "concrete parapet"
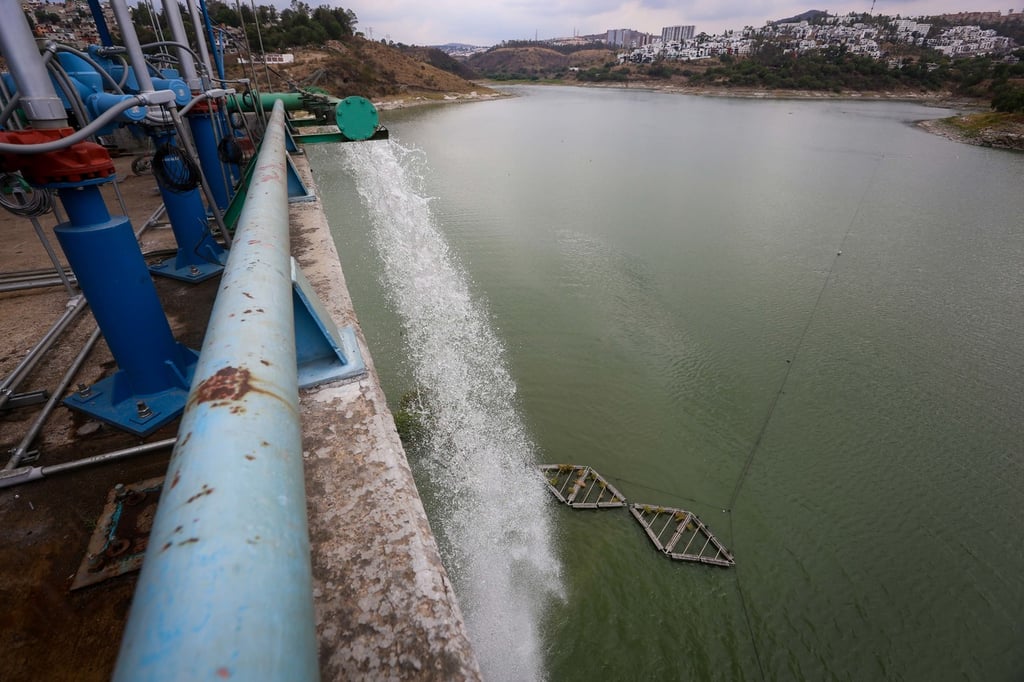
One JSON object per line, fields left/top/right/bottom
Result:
{"left": 289, "top": 156, "right": 481, "bottom": 680}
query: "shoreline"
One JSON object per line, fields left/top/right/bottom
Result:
{"left": 373, "top": 81, "right": 982, "bottom": 112}
{"left": 373, "top": 80, "right": 1023, "bottom": 150}
{"left": 916, "top": 114, "right": 1024, "bottom": 151}
{"left": 480, "top": 78, "right": 987, "bottom": 109}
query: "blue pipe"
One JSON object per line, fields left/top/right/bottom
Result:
{"left": 148, "top": 131, "right": 226, "bottom": 282}
{"left": 199, "top": 0, "right": 225, "bottom": 81}
{"left": 113, "top": 100, "right": 317, "bottom": 681}
{"left": 54, "top": 185, "right": 197, "bottom": 405}
{"left": 188, "top": 108, "right": 234, "bottom": 209}
{"left": 87, "top": 0, "right": 114, "bottom": 47}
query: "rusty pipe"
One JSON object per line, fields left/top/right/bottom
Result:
{"left": 113, "top": 99, "right": 316, "bottom": 681}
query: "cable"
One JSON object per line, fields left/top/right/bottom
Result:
{"left": 152, "top": 141, "right": 201, "bottom": 192}
{"left": 217, "top": 134, "right": 245, "bottom": 164}
{"left": 0, "top": 173, "right": 52, "bottom": 217}
{"left": 726, "top": 155, "right": 884, "bottom": 512}
{"left": 729, "top": 514, "right": 768, "bottom": 681}
{"left": 714, "top": 155, "right": 885, "bottom": 681}
{"left": 54, "top": 44, "right": 125, "bottom": 94}
{"left": 248, "top": 0, "right": 273, "bottom": 91}
{"left": 0, "top": 96, "right": 147, "bottom": 155}
{"left": 140, "top": 41, "right": 209, "bottom": 78}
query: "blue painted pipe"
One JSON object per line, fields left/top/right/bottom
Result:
{"left": 87, "top": 0, "right": 114, "bottom": 47}
{"left": 149, "top": 131, "right": 226, "bottom": 281}
{"left": 113, "top": 100, "right": 317, "bottom": 681}
{"left": 188, "top": 108, "right": 234, "bottom": 210}
{"left": 55, "top": 186, "right": 195, "bottom": 400}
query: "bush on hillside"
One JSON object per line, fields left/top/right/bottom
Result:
{"left": 991, "top": 84, "right": 1024, "bottom": 112}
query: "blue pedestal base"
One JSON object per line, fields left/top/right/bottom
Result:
{"left": 64, "top": 345, "right": 199, "bottom": 437}
{"left": 149, "top": 255, "right": 224, "bottom": 283}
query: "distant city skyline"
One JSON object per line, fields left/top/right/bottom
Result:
{"left": 345, "top": 1, "right": 1000, "bottom": 46}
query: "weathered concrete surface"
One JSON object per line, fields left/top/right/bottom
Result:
{"left": 290, "top": 156, "right": 481, "bottom": 680}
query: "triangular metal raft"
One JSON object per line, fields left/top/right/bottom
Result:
{"left": 629, "top": 503, "right": 735, "bottom": 567}
{"left": 291, "top": 258, "right": 367, "bottom": 388}
{"left": 539, "top": 464, "right": 626, "bottom": 508}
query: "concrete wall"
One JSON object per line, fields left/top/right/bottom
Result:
{"left": 288, "top": 155, "right": 481, "bottom": 680}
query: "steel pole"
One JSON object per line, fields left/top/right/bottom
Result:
{"left": 0, "top": 0, "right": 66, "bottom": 127}
{"left": 113, "top": 100, "right": 317, "bottom": 682}
{"left": 109, "top": 0, "right": 156, "bottom": 93}
{"left": 186, "top": 0, "right": 215, "bottom": 87}
{"left": 160, "top": 0, "right": 200, "bottom": 91}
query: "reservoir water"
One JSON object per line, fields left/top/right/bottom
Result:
{"left": 309, "top": 85, "right": 1024, "bottom": 681}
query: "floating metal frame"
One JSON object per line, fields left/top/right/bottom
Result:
{"left": 539, "top": 464, "right": 626, "bottom": 508}
{"left": 629, "top": 503, "right": 735, "bottom": 568}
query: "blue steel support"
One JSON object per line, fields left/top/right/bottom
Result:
{"left": 1, "top": 0, "right": 196, "bottom": 436}
{"left": 188, "top": 107, "right": 235, "bottom": 210}
{"left": 87, "top": 0, "right": 114, "bottom": 47}
{"left": 148, "top": 131, "right": 226, "bottom": 282}
{"left": 113, "top": 99, "right": 317, "bottom": 681}
{"left": 199, "top": 0, "right": 225, "bottom": 81}
{"left": 55, "top": 184, "right": 198, "bottom": 435}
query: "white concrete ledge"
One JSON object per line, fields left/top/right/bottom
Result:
{"left": 288, "top": 155, "right": 481, "bottom": 680}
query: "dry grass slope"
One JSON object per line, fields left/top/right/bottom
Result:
{"left": 229, "top": 37, "right": 490, "bottom": 101}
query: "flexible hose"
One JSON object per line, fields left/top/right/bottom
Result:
{"left": 0, "top": 96, "right": 148, "bottom": 154}
{"left": 0, "top": 173, "right": 53, "bottom": 216}
{"left": 153, "top": 141, "right": 201, "bottom": 192}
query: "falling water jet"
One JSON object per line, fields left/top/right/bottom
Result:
{"left": 339, "top": 140, "right": 562, "bottom": 682}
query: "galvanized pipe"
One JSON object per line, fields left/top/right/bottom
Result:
{"left": 0, "top": 438, "right": 176, "bottom": 489}
{"left": 114, "top": 99, "right": 317, "bottom": 681}
{"left": 185, "top": 0, "right": 216, "bottom": 87}
{"left": 160, "top": 0, "right": 200, "bottom": 91}
{"left": 0, "top": 296, "right": 87, "bottom": 412}
{"left": 0, "top": 277, "right": 76, "bottom": 293}
{"left": 109, "top": 0, "right": 156, "bottom": 93}
{"left": 0, "top": 0, "right": 66, "bottom": 127}
{"left": 4, "top": 326, "right": 100, "bottom": 470}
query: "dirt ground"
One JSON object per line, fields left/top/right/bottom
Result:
{"left": 0, "top": 155, "right": 219, "bottom": 681}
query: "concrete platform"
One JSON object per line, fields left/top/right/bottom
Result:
{"left": 0, "top": 151, "right": 479, "bottom": 680}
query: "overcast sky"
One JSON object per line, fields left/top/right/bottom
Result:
{"left": 344, "top": 1, "right": 996, "bottom": 46}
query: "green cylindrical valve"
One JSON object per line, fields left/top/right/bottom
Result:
{"left": 335, "top": 96, "right": 380, "bottom": 141}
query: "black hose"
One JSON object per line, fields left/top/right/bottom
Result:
{"left": 152, "top": 142, "right": 201, "bottom": 193}
{"left": 217, "top": 135, "right": 244, "bottom": 165}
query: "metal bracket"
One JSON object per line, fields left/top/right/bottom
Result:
{"left": 291, "top": 127, "right": 389, "bottom": 146}
{"left": 285, "top": 154, "right": 315, "bottom": 203}
{"left": 291, "top": 258, "right": 366, "bottom": 388}
{"left": 63, "top": 346, "right": 199, "bottom": 437}
{"left": 0, "top": 390, "right": 49, "bottom": 411}
{"left": 7, "top": 448, "right": 39, "bottom": 464}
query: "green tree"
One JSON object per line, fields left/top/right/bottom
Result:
{"left": 991, "top": 84, "right": 1024, "bottom": 113}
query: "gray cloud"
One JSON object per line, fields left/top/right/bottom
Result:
{"left": 347, "top": 0, "right": 986, "bottom": 46}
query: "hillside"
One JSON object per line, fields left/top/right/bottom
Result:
{"left": 467, "top": 46, "right": 617, "bottom": 79}
{"left": 227, "top": 36, "right": 492, "bottom": 101}
{"left": 399, "top": 46, "right": 478, "bottom": 80}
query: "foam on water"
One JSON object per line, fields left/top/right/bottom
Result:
{"left": 340, "top": 140, "right": 562, "bottom": 681}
